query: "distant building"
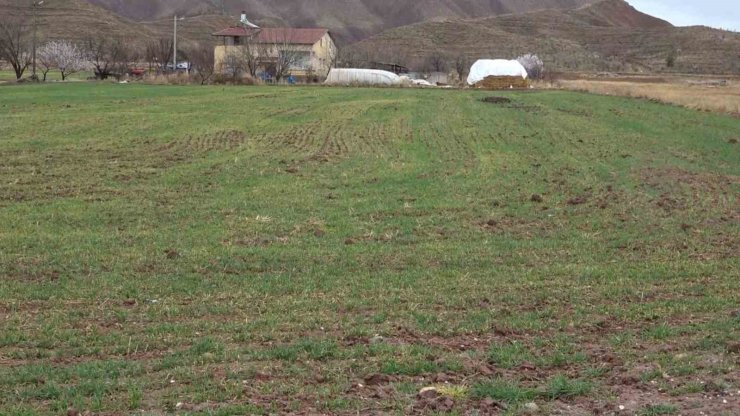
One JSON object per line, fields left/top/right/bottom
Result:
{"left": 213, "top": 12, "right": 337, "bottom": 81}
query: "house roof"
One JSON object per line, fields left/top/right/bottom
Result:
{"left": 212, "top": 27, "right": 329, "bottom": 45}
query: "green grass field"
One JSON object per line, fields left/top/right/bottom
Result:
{"left": 0, "top": 83, "right": 738, "bottom": 415}
{"left": 0, "top": 70, "right": 95, "bottom": 83}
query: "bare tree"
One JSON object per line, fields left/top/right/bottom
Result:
{"left": 425, "top": 52, "right": 448, "bottom": 73}
{"left": 85, "top": 37, "right": 126, "bottom": 79}
{"left": 38, "top": 40, "right": 86, "bottom": 81}
{"left": 222, "top": 50, "right": 246, "bottom": 80}
{"left": 454, "top": 54, "right": 469, "bottom": 81}
{"left": 517, "top": 54, "right": 544, "bottom": 80}
{"left": 187, "top": 43, "right": 215, "bottom": 85}
{"left": 269, "top": 29, "right": 302, "bottom": 82}
{"left": 144, "top": 41, "right": 157, "bottom": 73}
{"left": 0, "top": 15, "right": 31, "bottom": 80}
{"left": 240, "top": 36, "right": 263, "bottom": 77}
{"left": 146, "top": 38, "right": 173, "bottom": 73}
{"left": 113, "top": 44, "right": 136, "bottom": 80}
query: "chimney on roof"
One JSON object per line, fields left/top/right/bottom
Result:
{"left": 240, "top": 11, "right": 259, "bottom": 28}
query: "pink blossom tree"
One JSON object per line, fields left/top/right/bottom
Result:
{"left": 517, "top": 54, "right": 544, "bottom": 80}
{"left": 38, "top": 40, "right": 86, "bottom": 81}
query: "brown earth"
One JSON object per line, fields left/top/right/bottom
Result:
{"left": 86, "top": 0, "right": 598, "bottom": 43}
{"left": 351, "top": 0, "right": 740, "bottom": 74}
{"left": 0, "top": 0, "right": 232, "bottom": 48}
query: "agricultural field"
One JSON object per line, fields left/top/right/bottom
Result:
{"left": 0, "top": 83, "right": 738, "bottom": 415}
{"left": 553, "top": 75, "right": 740, "bottom": 115}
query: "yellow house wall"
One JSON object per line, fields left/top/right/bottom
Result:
{"left": 310, "top": 33, "right": 337, "bottom": 77}
{"left": 213, "top": 33, "right": 337, "bottom": 78}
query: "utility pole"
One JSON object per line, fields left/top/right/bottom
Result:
{"left": 173, "top": 15, "right": 177, "bottom": 72}
{"left": 32, "top": 0, "right": 44, "bottom": 79}
{"left": 173, "top": 15, "right": 184, "bottom": 71}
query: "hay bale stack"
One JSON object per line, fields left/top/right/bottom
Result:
{"left": 474, "top": 76, "right": 530, "bottom": 90}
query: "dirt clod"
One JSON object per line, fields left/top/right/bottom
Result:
{"left": 478, "top": 364, "right": 495, "bottom": 376}
{"left": 364, "top": 373, "right": 391, "bottom": 386}
{"left": 433, "top": 372, "right": 450, "bottom": 382}
{"left": 253, "top": 371, "right": 270, "bottom": 381}
{"left": 67, "top": 408, "right": 80, "bottom": 416}
{"left": 567, "top": 195, "right": 589, "bottom": 205}
{"left": 481, "top": 397, "right": 504, "bottom": 409}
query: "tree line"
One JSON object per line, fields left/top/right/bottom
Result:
{"left": 0, "top": 12, "right": 215, "bottom": 83}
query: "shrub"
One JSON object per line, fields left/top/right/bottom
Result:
{"left": 212, "top": 73, "right": 256, "bottom": 85}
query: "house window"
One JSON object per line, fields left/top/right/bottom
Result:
{"left": 233, "top": 36, "right": 241, "bottom": 46}
{"left": 291, "top": 52, "right": 312, "bottom": 70}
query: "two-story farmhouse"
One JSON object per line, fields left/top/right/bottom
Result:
{"left": 213, "top": 13, "right": 337, "bottom": 81}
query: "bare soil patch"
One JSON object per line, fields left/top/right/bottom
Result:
{"left": 481, "top": 96, "right": 512, "bottom": 104}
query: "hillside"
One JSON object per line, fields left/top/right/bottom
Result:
{"left": 0, "top": 0, "right": 230, "bottom": 48}
{"left": 0, "top": 0, "right": 150, "bottom": 43}
{"left": 350, "top": 0, "right": 740, "bottom": 74}
{"left": 87, "top": 0, "right": 597, "bottom": 42}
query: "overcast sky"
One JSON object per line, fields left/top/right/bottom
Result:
{"left": 628, "top": 1, "right": 740, "bottom": 31}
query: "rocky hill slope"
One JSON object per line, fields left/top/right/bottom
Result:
{"left": 0, "top": 0, "right": 230, "bottom": 47}
{"left": 86, "top": 0, "right": 597, "bottom": 42}
{"left": 350, "top": 0, "right": 739, "bottom": 74}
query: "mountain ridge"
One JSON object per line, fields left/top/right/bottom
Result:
{"left": 349, "top": 0, "right": 739, "bottom": 74}
{"left": 85, "top": 0, "right": 598, "bottom": 42}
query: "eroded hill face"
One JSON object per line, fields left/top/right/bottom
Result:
{"left": 86, "top": 0, "right": 597, "bottom": 42}
{"left": 0, "top": 0, "right": 232, "bottom": 48}
{"left": 350, "top": 0, "right": 739, "bottom": 74}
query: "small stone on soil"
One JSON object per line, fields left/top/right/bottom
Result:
{"left": 522, "top": 402, "right": 539, "bottom": 414}
{"left": 370, "top": 335, "right": 385, "bottom": 344}
{"left": 418, "top": 386, "right": 439, "bottom": 398}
